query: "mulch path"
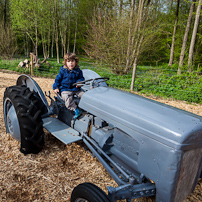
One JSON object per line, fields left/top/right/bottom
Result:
{"left": 0, "top": 71, "right": 201, "bottom": 202}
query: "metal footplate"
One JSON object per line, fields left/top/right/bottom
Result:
{"left": 43, "top": 117, "right": 82, "bottom": 145}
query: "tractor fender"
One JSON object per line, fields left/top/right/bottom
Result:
{"left": 16, "top": 74, "right": 49, "bottom": 114}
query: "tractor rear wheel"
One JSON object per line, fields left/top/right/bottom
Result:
{"left": 71, "top": 182, "right": 111, "bottom": 202}
{"left": 3, "top": 85, "right": 45, "bottom": 154}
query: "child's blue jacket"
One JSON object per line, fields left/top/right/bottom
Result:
{"left": 53, "top": 66, "right": 84, "bottom": 92}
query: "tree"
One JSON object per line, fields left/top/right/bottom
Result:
{"left": 178, "top": 0, "right": 195, "bottom": 75}
{"left": 125, "top": 0, "right": 135, "bottom": 73}
{"left": 187, "top": 0, "right": 202, "bottom": 71}
{"left": 54, "top": 0, "right": 60, "bottom": 63}
{"left": 168, "top": 0, "right": 180, "bottom": 67}
{"left": 130, "top": 0, "right": 153, "bottom": 90}
{"left": 0, "top": 22, "right": 17, "bottom": 57}
{"left": 10, "top": 0, "right": 54, "bottom": 58}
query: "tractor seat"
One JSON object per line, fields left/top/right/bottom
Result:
{"left": 56, "top": 92, "right": 81, "bottom": 105}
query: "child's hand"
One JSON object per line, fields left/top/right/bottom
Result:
{"left": 76, "top": 85, "right": 82, "bottom": 88}
{"left": 54, "top": 89, "right": 60, "bottom": 94}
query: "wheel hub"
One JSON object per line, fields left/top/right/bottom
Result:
{"left": 4, "top": 99, "right": 21, "bottom": 142}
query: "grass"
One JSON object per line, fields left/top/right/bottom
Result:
{"left": 1, "top": 56, "right": 202, "bottom": 104}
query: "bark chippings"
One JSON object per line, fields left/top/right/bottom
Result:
{"left": 0, "top": 72, "right": 202, "bottom": 202}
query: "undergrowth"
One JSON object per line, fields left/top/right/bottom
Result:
{"left": 0, "top": 56, "right": 201, "bottom": 104}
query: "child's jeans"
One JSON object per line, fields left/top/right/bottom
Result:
{"left": 61, "top": 90, "right": 84, "bottom": 111}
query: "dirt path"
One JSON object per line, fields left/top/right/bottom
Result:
{"left": 0, "top": 71, "right": 201, "bottom": 202}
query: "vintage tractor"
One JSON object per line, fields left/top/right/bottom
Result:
{"left": 3, "top": 69, "right": 202, "bottom": 202}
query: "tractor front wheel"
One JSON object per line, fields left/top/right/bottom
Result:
{"left": 71, "top": 183, "right": 111, "bottom": 202}
{"left": 3, "top": 85, "right": 45, "bottom": 154}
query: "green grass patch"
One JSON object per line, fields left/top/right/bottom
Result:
{"left": 1, "top": 56, "right": 202, "bottom": 104}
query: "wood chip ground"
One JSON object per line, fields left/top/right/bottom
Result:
{"left": 0, "top": 71, "right": 201, "bottom": 202}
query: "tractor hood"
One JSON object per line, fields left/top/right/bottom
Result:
{"left": 79, "top": 87, "right": 202, "bottom": 150}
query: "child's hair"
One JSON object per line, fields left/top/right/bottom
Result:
{"left": 63, "top": 53, "right": 79, "bottom": 67}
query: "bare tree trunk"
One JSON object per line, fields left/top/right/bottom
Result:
{"left": 56, "top": 27, "right": 59, "bottom": 63}
{"left": 42, "top": 33, "right": 48, "bottom": 59}
{"left": 187, "top": 0, "right": 202, "bottom": 72}
{"left": 67, "top": 0, "right": 71, "bottom": 53}
{"left": 194, "top": 25, "right": 202, "bottom": 66}
{"left": 130, "top": 0, "right": 151, "bottom": 90}
{"left": 130, "top": 34, "right": 144, "bottom": 90}
{"left": 67, "top": 25, "right": 70, "bottom": 53}
{"left": 131, "top": 58, "right": 138, "bottom": 91}
{"left": 59, "top": 24, "right": 67, "bottom": 57}
{"left": 178, "top": 0, "right": 195, "bottom": 74}
{"left": 168, "top": 0, "right": 180, "bottom": 67}
{"left": 51, "top": 31, "right": 54, "bottom": 58}
{"left": 125, "top": 0, "right": 135, "bottom": 73}
{"left": 51, "top": 22, "right": 55, "bottom": 58}
{"left": 4, "top": 0, "right": 7, "bottom": 28}
{"left": 35, "top": 24, "right": 38, "bottom": 57}
{"left": 42, "top": 33, "right": 45, "bottom": 58}
{"left": 24, "top": 34, "right": 29, "bottom": 57}
{"left": 55, "top": 0, "right": 60, "bottom": 63}
{"left": 47, "top": 26, "right": 51, "bottom": 58}
{"left": 73, "top": 14, "right": 78, "bottom": 54}
{"left": 63, "top": 32, "right": 67, "bottom": 55}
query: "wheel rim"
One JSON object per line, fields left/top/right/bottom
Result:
{"left": 4, "top": 98, "right": 21, "bottom": 141}
{"left": 75, "top": 198, "right": 89, "bottom": 202}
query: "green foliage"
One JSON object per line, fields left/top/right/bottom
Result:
{"left": 1, "top": 56, "right": 202, "bottom": 104}
{"left": 134, "top": 69, "right": 202, "bottom": 103}
{"left": 0, "top": 22, "right": 18, "bottom": 58}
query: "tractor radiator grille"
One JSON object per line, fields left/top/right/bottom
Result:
{"left": 174, "top": 148, "right": 202, "bottom": 202}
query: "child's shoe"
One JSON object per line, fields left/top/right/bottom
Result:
{"left": 74, "top": 108, "right": 82, "bottom": 119}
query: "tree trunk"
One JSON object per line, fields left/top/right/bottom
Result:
{"left": 4, "top": 0, "right": 7, "bottom": 28}
{"left": 42, "top": 33, "right": 48, "bottom": 59}
{"left": 51, "top": 22, "right": 55, "bottom": 58}
{"left": 59, "top": 23, "right": 67, "bottom": 57}
{"left": 55, "top": 0, "right": 60, "bottom": 63}
{"left": 35, "top": 24, "right": 38, "bottom": 57}
{"left": 168, "top": 0, "right": 180, "bottom": 67}
{"left": 63, "top": 32, "right": 67, "bottom": 55}
{"left": 24, "top": 34, "right": 29, "bottom": 57}
{"left": 130, "top": 34, "right": 144, "bottom": 90}
{"left": 67, "top": 0, "right": 72, "bottom": 53}
{"left": 47, "top": 26, "right": 51, "bottom": 58}
{"left": 128, "top": 0, "right": 151, "bottom": 90}
{"left": 194, "top": 25, "right": 202, "bottom": 66}
{"left": 129, "top": 0, "right": 146, "bottom": 55}
{"left": 67, "top": 16, "right": 71, "bottom": 53}
{"left": 73, "top": 14, "right": 78, "bottom": 54}
{"left": 131, "top": 58, "right": 138, "bottom": 91}
{"left": 51, "top": 31, "right": 54, "bottom": 58}
{"left": 67, "top": 25, "right": 70, "bottom": 53}
{"left": 56, "top": 27, "right": 59, "bottom": 63}
{"left": 178, "top": 0, "right": 195, "bottom": 74}
{"left": 187, "top": 0, "right": 202, "bottom": 72}
{"left": 125, "top": 0, "right": 135, "bottom": 73}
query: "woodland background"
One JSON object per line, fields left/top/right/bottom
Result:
{"left": 0, "top": 0, "right": 202, "bottom": 102}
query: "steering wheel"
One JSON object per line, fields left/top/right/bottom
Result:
{"left": 72, "top": 77, "right": 109, "bottom": 87}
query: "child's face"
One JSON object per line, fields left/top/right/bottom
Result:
{"left": 66, "top": 59, "right": 76, "bottom": 70}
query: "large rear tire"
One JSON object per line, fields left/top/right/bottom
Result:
{"left": 71, "top": 183, "right": 111, "bottom": 202}
{"left": 3, "top": 85, "right": 45, "bottom": 154}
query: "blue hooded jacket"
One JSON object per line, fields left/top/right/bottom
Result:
{"left": 53, "top": 66, "right": 84, "bottom": 92}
